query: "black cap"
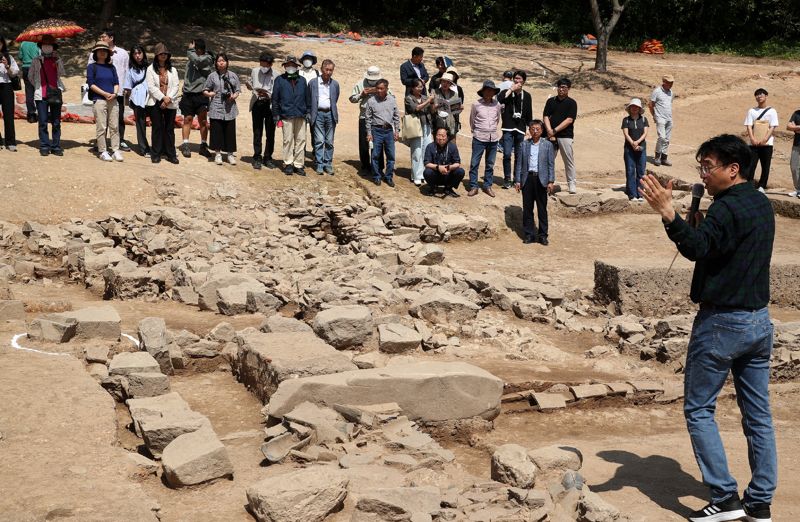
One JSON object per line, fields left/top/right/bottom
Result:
{"left": 259, "top": 51, "right": 274, "bottom": 63}
{"left": 503, "top": 70, "right": 514, "bottom": 79}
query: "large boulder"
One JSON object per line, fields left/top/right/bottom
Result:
{"left": 409, "top": 289, "right": 479, "bottom": 324}
{"left": 27, "top": 315, "right": 77, "bottom": 343}
{"left": 234, "top": 329, "right": 358, "bottom": 403}
{"left": 56, "top": 306, "right": 121, "bottom": 340}
{"left": 162, "top": 427, "right": 234, "bottom": 487}
{"left": 312, "top": 305, "right": 374, "bottom": 349}
{"left": 267, "top": 362, "right": 503, "bottom": 422}
{"left": 246, "top": 467, "right": 348, "bottom": 522}
{"left": 138, "top": 410, "right": 212, "bottom": 458}
{"left": 378, "top": 323, "right": 422, "bottom": 354}
{"left": 138, "top": 317, "right": 172, "bottom": 374}
{"left": 491, "top": 444, "right": 537, "bottom": 488}
{"left": 527, "top": 445, "right": 583, "bottom": 473}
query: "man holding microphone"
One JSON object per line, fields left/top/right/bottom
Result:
{"left": 640, "top": 134, "right": 776, "bottom": 522}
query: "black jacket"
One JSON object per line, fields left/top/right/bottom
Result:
{"left": 498, "top": 88, "right": 532, "bottom": 133}
{"left": 400, "top": 59, "right": 429, "bottom": 95}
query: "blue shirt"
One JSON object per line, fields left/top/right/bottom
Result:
{"left": 87, "top": 63, "right": 119, "bottom": 102}
{"left": 527, "top": 140, "right": 540, "bottom": 172}
{"left": 124, "top": 67, "right": 148, "bottom": 108}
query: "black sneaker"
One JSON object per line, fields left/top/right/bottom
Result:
{"left": 688, "top": 495, "right": 745, "bottom": 522}
{"left": 445, "top": 188, "right": 460, "bottom": 198}
{"left": 119, "top": 141, "right": 131, "bottom": 152}
{"left": 502, "top": 180, "right": 513, "bottom": 189}
{"left": 264, "top": 158, "right": 276, "bottom": 169}
{"left": 294, "top": 167, "right": 306, "bottom": 176}
{"left": 199, "top": 143, "right": 212, "bottom": 158}
{"left": 40, "top": 149, "right": 50, "bottom": 157}
{"left": 743, "top": 502, "right": 771, "bottom": 522}
{"left": 52, "top": 149, "right": 63, "bottom": 157}
{"left": 253, "top": 157, "right": 262, "bottom": 170}
{"left": 385, "top": 178, "right": 395, "bottom": 188}
{"left": 180, "top": 142, "right": 191, "bottom": 158}
{"left": 284, "top": 165, "right": 294, "bottom": 176}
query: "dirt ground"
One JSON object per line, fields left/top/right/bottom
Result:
{"left": 2, "top": 28, "right": 800, "bottom": 522}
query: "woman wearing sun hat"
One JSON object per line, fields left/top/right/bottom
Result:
{"left": 621, "top": 97, "right": 649, "bottom": 201}
{"left": 87, "top": 40, "right": 122, "bottom": 161}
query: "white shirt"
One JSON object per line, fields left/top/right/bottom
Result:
{"left": 412, "top": 63, "right": 422, "bottom": 79}
{"left": 744, "top": 106, "right": 779, "bottom": 146}
{"left": 317, "top": 76, "right": 331, "bottom": 110}
{"left": 88, "top": 47, "right": 129, "bottom": 96}
{"left": 0, "top": 56, "right": 19, "bottom": 83}
{"left": 528, "top": 139, "right": 540, "bottom": 172}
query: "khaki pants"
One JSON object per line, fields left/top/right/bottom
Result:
{"left": 281, "top": 117, "right": 306, "bottom": 168}
{"left": 791, "top": 145, "right": 800, "bottom": 191}
{"left": 93, "top": 99, "right": 120, "bottom": 153}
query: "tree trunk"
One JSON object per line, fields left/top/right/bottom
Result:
{"left": 595, "top": 30, "right": 610, "bottom": 72}
{"left": 97, "top": 0, "right": 117, "bottom": 30}
{"left": 589, "top": 0, "right": 629, "bottom": 72}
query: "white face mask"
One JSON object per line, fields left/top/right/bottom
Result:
{"left": 285, "top": 66, "right": 297, "bottom": 75}
{"left": 260, "top": 66, "right": 271, "bottom": 73}
{"left": 41, "top": 45, "right": 54, "bottom": 54}
{"left": 302, "top": 59, "right": 313, "bottom": 68}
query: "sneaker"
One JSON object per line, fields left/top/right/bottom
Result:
{"left": 40, "top": 149, "right": 50, "bottom": 157}
{"left": 316, "top": 168, "right": 325, "bottom": 175}
{"left": 253, "top": 157, "right": 262, "bottom": 170}
{"left": 787, "top": 191, "right": 797, "bottom": 197}
{"left": 51, "top": 149, "right": 63, "bottom": 157}
{"left": 445, "top": 188, "right": 460, "bottom": 198}
{"left": 568, "top": 182, "right": 577, "bottom": 194}
{"left": 653, "top": 155, "right": 662, "bottom": 166}
{"left": 264, "top": 158, "right": 276, "bottom": 169}
{"left": 215, "top": 153, "right": 223, "bottom": 165}
{"left": 167, "top": 156, "right": 179, "bottom": 164}
{"left": 144, "top": 151, "right": 151, "bottom": 159}
{"left": 199, "top": 143, "right": 211, "bottom": 158}
{"left": 661, "top": 154, "right": 672, "bottom": 167}
{"left": 757, "top": 187, "right": 765, "bottom": 194}
{"left": 294, "top": 167, "right": 306, "bottom": 176}
{"left": 113, "top": 150, "right": 124, "bottom": 162}
{"left": 688, "top": 495, "right": 746, "bottom": 522}
{"left": 502, "top": 180, "right": 513, "bottom": 189}
{"left": 743, "top": 502, "right": 771, "bottom": 522}
{"left": 414, "top": 179, "right": 423, "bottom": 186}
{"left": 284, "top": 165, "right": 294, "bottom": 176}
{"left": 119, "top": 141, "right": 131, "bottom": 152}
{"left": 7, "top": 145, "right": 17, "bottom": 152}
{"left": 385, "top": 178, "right": 395, "bottom": 188}
{"left": 325, "top": 167, "right": 334, "bottom": 176}
{"left": 228, "top": 153, "right": 237, "bottom": 166}
{"left": 181, "top": 142, "right": 191, "bottom": 158}
{"left": 99, "top": 151, "right": 113, "bottom": 162}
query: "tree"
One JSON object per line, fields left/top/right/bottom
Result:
{"left": 97, "top": 0, "right": 117, "bottom": 30}
{"left": 589, "top": 0, "right": 629, "bottom": 72}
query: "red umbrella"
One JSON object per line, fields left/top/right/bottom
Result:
{"left": 15, "top": 18, "right": 86, "bottom": 42}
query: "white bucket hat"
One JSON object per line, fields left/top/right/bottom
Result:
{"left": 626, "top": 98, "right": 643, "bottom": 110}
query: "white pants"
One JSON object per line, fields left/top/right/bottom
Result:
{"left": 409, "top": 123, "right": 433, "bottom": 182}
{"left": 281, "top": 117, "right": 306, "bottom": 168}
{"left": 656, "top": 119, "right": 672, "bottom": 156}
{"left": 93, "top": 99, "right": 119, "bottom": 153}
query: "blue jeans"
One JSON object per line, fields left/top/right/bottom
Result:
{"left": 684, "top": 307, "right": 776, "bottom": 505}
{"left": 313, "top": 111, "right": 335, "bottom": 171}
{"left": 409, "top": 123, "right": 432, "bottom": 182}
{"left": 623, "top": 145, "right": 647, "bottom": 199}
{"left": 501, "top": 131, "right": 524, "bottom": 182}
{"left": 371, "top": 127, "right": 395, "bottom": 181}
{"left": 36, "top": 100, "right": 62, "bottom": 152}
{"left": 468, "top": 138, "right": 498, "bottom": 189}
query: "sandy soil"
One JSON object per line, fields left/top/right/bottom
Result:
{"left": 1, "top": 28, "right": 800, "bottom": 522}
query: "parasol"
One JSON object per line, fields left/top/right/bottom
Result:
{"left": 15, "top": 19, "right": 86, "bottom": 42}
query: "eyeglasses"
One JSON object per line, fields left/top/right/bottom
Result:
{"left": 696, "top": 164, "right": 725, "bottom": 176}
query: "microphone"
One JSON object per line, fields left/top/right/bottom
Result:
{"left": 688, "top": 183, "right": 705, "bottom": 227}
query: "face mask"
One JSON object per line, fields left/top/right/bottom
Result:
{"left": 260, "top": 66, "right": 271, "bottom": 73}
{"left": 41, "top": 45, "right": 54, "bottom": 54}
{"left": 285, "top": 66, "right": 297, "bottom": 75}
{"left": 302, "top": 59, "right": 313, "bottom": 68}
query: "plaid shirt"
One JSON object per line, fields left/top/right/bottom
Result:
{"left": 665, "top": 182, "right": 774, "bottom": 309}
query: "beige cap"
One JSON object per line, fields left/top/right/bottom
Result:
{"left": 662, "top": 74, "right": 674, "bottom": 83}
{"left": 364, "top": 66, "right": 381, "bottom": 81}
{"left": 440, "top": 72, "right": 455, "bottom": 83}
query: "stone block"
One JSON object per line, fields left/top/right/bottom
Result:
{"left": 162, "top": 427, "right": 234, "bottom": 487}
{"left": 246, "top": 467, "right": 348, "bottom": 522}
{"left": 409, "top": 289, "right": 479, "bottom": 324}
{"left": 27, "top": 315, "right": 77, "bottom": 343}
{"left": 234, "top": 329, "right": 357, "bottom": 403}
{"left": 491, "top": 444, "right": 538, "bottom": 488}
{"left": 267, "top": 361, "right": 503, "bottom": 422}
{"left": 138, "top": 410, "right": 212, "bottom": 458}
{"left": 109, "top": 352, "right": 161, "bottom": 376}
{"left": 138, "top": 317, "right": 172, "bottom": 375}
{"left": 312, "top": 305, "right": 374, "bottom": 349}
{"left": 569, "top": 384, "right": 609, "bottom": 400}
{"left": 531, "top": 393, "right": 567, "bottom": 410}
{"left": 378, "top": 323, "right": 422, "bottom": 354}
{"left": 355, "top": 487, "right": 441, "bottom": 519}
{"left": 127, "top": 372, "right": 171, "bottom": 398}
{"left": 259, "top": 314, "right": 313, "bottom": 333}
{"left": 527, "top": 445, "right": 582, "bottom": 473}
{"left": 84, "top": 345, "right": 110, "bottom": 364}
{"left": 56, "top": 306, "right": 121, "bottom": 340}
{"left": 0, "top": 300, "right": 25, "bottom": 320}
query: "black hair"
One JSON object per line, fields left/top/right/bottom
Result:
{"left": 0, "top": 36, "right": 8, "bottom": 62}
{"left": 375, "top": 79, "right": 389, "bottom": 88}
{"left": 412, "top": 46, "right": 424, "bottom": 57}
{"left": 152, "top": 54, "right": 173, "bottom": 73}
{"left": 194, "top": 38, "right": 206, "bottom": 53}
{"left": 556, "top": 77, "right": 572, "bottom": 87}
{"left": 129, "top": 45, "right": 148, "bottom": 71}
{"left": 92, "top": 48, "right": 112, "bottom": 64}
{"left": 214, "top": 52, "right": 229, "bottom": 72}
{"left": 259, "top": 51, "right": 274, "bottom": 63}
{"left": 514, "top": 70, "right": 527, "bottom": 81}
{"left": 503, "top": 70, "right": 514, "bottom": 79}
{"left": 695, "top": 134, "right": 753, "bottom": 181}
{"left": 101, "top": 29, "right": 115, "bottom": 44}
{"left": 528, "top": 119, "right": 544, "bottom": 128}
{"left": 411, "top": 78, "right": 425, "bottom": 90}
{"left": 435, "top": 56, "right": 445, "bottom": 67}
{"left": 754, "top": 88, "right": 768, "bottom": 96}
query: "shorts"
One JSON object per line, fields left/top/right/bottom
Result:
{"left": 178, "top": 92, "right": 208, "bottom": 117}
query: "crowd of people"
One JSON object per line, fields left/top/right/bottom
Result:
{"left": 1, "top": 37, "right": 800, "bottom": 237}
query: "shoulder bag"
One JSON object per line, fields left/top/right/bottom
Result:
{"left": 401, "top": 112, "right": 423, "bottom": 141}
{"left": 752, "top": 107, "right": 772, "bottom": 144}
{"left": 41, "top": 59, "right": 62, "bottom": 107}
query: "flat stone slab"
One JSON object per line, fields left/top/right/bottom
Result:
{"left": 234, "top": 329, "right": 358, "bottom": 403}
{"left": 531, "top": 393, "right": 567, "bottom": 410}
{"left": 378, "top": 323, "right": 422, "bottom": 354}
{"left": 267, "top": 362, "right": 503, "bottom": 422}
{"left": 109, "top": 352, "right": 161, "bottom": 377}
{"left": 409, "top": 288, "right": 480, "bottom": 324}
{"left": 628, "top": 381, "right": 666, "bottom": 393}
{"left": 246, "top": 467, "right": 349, "bottom": 522}
{"left": 162, "top": 427, "right": 234, "bottom": 487}
{"left": 604, "top": 382, "right": 634, "bottom": 396}
{"left": 54, "top": 306, "right": 121, "bottom": 340}
{"left": 569, "top": 384, "right": 609, "bottom": 400}
{"left": 127, "top": 372, "right": 171, "bottom": 398}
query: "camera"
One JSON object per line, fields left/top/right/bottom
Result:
{"left": 221, "top": 90, "right": 231, "bottom": 102}
{"left": 512, "top": 111, "right": 522, "bottom": 120}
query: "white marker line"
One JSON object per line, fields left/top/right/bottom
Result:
{"left": 10, "top": 332, "right": 140, "bottom": 355}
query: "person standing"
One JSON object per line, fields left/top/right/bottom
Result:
{"left": 349, "top": 66, "right": 384, "bottom": 172}
{"left": 308, "top": 59, "right": 339, "bottom": 175}
{"left": 621, "top": 98, "right": 649, "bottom": 201}
{"left": 423, "top": 127, "right": 465, "bottom": 197}
{"left": 88, "top": 31, "right": 129, "bottom": 152}
{"left": 428, "top": 56, "right": 451, "bottom": 93}
{"left": 365, "top": 79, "right": 400, "bottom": 187}
{"left": 400, "top": 46, "right": 428, "bottom": 96}
{"left": 514, "top": 120, "right": 555, "bottom": 245}
{"left": 0, "top": 36, "right": 20, "bottom": 151}
{"left": 406, "top": 78, "right": 434, "bottom": 186}
{"left": 203, "top": 52, "right": 240, "bottom": 166}
{"left": 271, "top": 55, "right": 309, "bottom": 176}
{"left": 498, "top": 70, "right": 514, "bottom": 92}
{"left": 179, "top": 38, "right": 213, "bottom": 158}
{"left": 498, "top": 70, "right": 533, "bottom": 189}
{"left": 543, "top": 77, "right": 578, "bottom": 193}
{"left": 247, "top": 51, "right": 275, "bottom": 170}
{"left": 467, "top": 81, "right": 502, "bottom": 197}
{"left": 18, "top": 40, "right": 40, "bottom": 123}
{"left": 299, "top": 50, "right": 319, "bottom": 157}
{"left": 431, "top": 72, "right": 461, "bottom": 139}
{"left": 640, "top": 135, "right": 776, "bottom": 522}
{"left": 145, "top": 43, "right": 180, "bottom": 164}
{"left": 123, "top": 45, "right": 150, "bottom": 157}
{"left": 744, "top": 88, "right": 778, "bottom": 193}
{"left": 649, "top": 74, "right": 674, "bottom": 166}
{"left": 787, "top": 106, "right": 800, "bottom": 198}
{"left": 87, "top": 40, "right": 122, "bottom": 162}
{"left": 28, "top": 34, "right": 65, "bottom": 157}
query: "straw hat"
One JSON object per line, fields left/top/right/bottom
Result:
{"left": 364, "top": 66, "right": 381, "bottom": 81}
{"left": 91, "top": 40, "right": 110, "bottom": 53}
